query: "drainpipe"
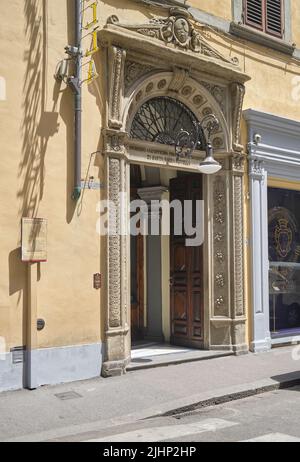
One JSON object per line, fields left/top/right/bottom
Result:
{"left": 71, "top": 0, "right": 82, "bottom": 201}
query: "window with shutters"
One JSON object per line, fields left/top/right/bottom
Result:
{"left": 243, "top": 0, "right": 284, "bottom": 38}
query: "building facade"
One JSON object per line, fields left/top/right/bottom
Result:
{"left": 0, "top": 0, "right": 300, "bottom": 391}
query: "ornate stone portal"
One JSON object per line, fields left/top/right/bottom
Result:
{"left": 99, "top": 7, "right": 250, "bottom": 377}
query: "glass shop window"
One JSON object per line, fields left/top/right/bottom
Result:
{"left": 268, "top": 187, "right": 300, "bottom": 337}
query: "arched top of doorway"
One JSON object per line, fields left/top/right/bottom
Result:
{"left": 123, "top": 72, "right": 230, "bottom": 152}
{"left": 130, "top": 96, "right": 207, "bottom": 151}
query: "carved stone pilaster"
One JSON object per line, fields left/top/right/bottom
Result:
{"left": 212, "top": 176, "right": 229, "bottom": 318}
{"left": 230, "top": 154, "right": 247, "bottom": 354}
{"left": 108, "top": 158, "right": 122, "bottom": 329}
{"left": 102, "top": 151, "right": 130, "bottom": 377}
{"left": 231, "top": 82, "right": 245, "bottom": 152}
{"left": 108, "top": 46, "right": 126, "bottom": 129}
{"left": 232, "top": 174, "right": 244, "bottom": 317}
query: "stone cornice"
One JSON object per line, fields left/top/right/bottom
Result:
{"left": 244, "top": 109, "right": 300, "bottom": 138}
{"left": 98, "top": 23, "right": 250, "bottom": 84}
{"left": 245, "top": 109, "right": 300, "bottom": 181}
{"left": 230, "top": 22, "right": 296, "bottom": 57}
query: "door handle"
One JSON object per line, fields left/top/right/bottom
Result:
{"left": 169, "top": 277, "right": 174, "bottom": 287}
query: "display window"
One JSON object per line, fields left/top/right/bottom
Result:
{"left": 268, "top": 187, "right": 300, "bottom": 337}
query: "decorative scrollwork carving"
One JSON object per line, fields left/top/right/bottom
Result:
{"left": 233, "top": 174, "right": 245, "bottom": 317}
{"left": 213, "top": 177, "right": 228, "bottom": 317}
{"left": 201, "top": 81, "right": 226, "bottom": 114}
{"left": 125, "top": 61, "right": 153, "bottom": 92}
{"left": 108, "top": 158, "right": 122, "bottom": 328}
{"left": 108, "top": 47, "right": 126, "bottom": 129}
{"left": 231, "top": 82, "right": 245, "bottom": 152}
{"left": 107, "top": 8, "right": 235, "bottom": 64}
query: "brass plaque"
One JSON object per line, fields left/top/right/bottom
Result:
{"left": 93, "top": 273, "right": 101, "bottom": 290}
{"left": 22, "top": 218, "right": 47, "bottom": 262}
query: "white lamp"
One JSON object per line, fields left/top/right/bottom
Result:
{"left": 198, "top": 142, "right": 222, "bottom": 175}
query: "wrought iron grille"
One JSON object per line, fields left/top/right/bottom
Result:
{"left": 130, "top": 97, "right": 205, "bottom": 150}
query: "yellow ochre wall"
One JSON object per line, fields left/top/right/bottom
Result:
{"left": 189, "top": 0, "right": 300, "bottom": 46}
{"left": 0, "top": 0, "right": 104, "bottom": 353}
{"left": 189, "top": 0, "right": 233, "bottom": 21}
{"left": 1, "top": 0, "right": 300, "bottom": 356}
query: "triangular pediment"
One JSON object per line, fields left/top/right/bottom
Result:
{"left": 106, "top": 7, "right": 236, "bottom": 66}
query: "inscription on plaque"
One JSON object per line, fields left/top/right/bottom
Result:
{"left": 22, "top": 218, "right": 47, "bottom": 262}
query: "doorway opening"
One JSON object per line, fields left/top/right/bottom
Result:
{"left": 130, "top": 164, "right": 205, "bottom": 358}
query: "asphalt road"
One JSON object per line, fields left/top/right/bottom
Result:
{"left": 46, "top": 386, "right": 300, "bottom": 442}
{"left": 2, "top": 346, "right": 300, "bottom": 443}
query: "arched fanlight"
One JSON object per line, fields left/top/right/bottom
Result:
{"left": 130, "top": 97, "right": 222, "bottom": 175}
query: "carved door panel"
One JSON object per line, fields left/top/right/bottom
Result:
{"left": 130, "top": 179, "right": 144, "bottom": 343}
{"left": 170, "top": 174, "right": 204, "bottom": 348}
{"left": 131, "top": 233, "right": 144, "bottom": 342}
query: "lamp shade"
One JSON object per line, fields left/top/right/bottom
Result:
{"left": 198, "top": 157, "right": 222, "bottom": 174}
{"left": 198, "top": 143, "right": 222, "bottom": 174}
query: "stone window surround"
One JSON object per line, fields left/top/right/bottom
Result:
{"left": 231, "top": 0, "right": 294, "bottom": 55}
{"left": 244, "top": 109, "right": 300, "bottom": 352}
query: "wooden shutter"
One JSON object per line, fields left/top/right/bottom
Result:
{"left": 266, "top": 0, "right": 283, "bottom": 37}
{"left": 244, "top": 0, "right": 284, "bottom": 38}
{"left": 244, "top": 0, "right": 264, "bottom": 31}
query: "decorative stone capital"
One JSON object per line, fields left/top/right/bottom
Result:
{"left": 231, "top": 154, "right": 246, "bottom": 175}
{"left": 102, "top": 129, "right": 128, "bottom": 157}
{"left": 249, "top": 157, "right": 265, "bottom": 181}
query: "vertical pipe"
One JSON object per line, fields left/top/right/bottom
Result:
{"left": 26, "top": 263, "right": 38, "bottom": 389}
{"left": 72, "top": 0, "right": 82, "bottom": 201}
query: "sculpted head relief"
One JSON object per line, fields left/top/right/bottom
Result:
{"left": 174, "top": 18, "right": 190, "bottom": 44}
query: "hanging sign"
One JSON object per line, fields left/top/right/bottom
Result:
{"left": 21, "top": 218, "right": 48, "bottom": 262}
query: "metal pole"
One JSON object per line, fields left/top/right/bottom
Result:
{"left": 72, "top": 0, "right": 82, "bottom": 201}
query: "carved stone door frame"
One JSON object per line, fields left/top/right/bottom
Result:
{"left": 99, "top": 7, "right": 250, "bottom": 377}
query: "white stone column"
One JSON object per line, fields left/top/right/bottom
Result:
{"left": 249, "top": 157, "right": 271, "bottom": 352}
{"left": 138, "top": 187, "right": 168, "bottom": 343}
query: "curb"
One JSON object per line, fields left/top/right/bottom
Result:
{"left": 150, "top": 375, "right": 300, "bottom": 418}
{"left": 127, "top": 351, "right": 234, "bottom": 372}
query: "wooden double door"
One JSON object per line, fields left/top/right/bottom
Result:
{"left": 170, "top": 174, "right": 204, "bottom": 349}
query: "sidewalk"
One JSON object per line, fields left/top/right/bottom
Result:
{"left": 1, "top": 345, "right": 300, "bottom": 442}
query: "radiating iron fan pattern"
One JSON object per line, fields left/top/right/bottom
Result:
{"left": 130, "top": 97, "right": 205, "bottom": 150}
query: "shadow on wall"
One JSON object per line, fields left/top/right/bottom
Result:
{"left": 20, "top": 0, "right": 78, "bottom": 224}
{"left": 20, "top": 0, "right": 56, "bottom": 219}
{"left": 8, "top": 248, "right": 27, "bottom": 387}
